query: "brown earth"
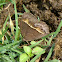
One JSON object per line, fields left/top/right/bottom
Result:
{"left": 0, "top": 0, "right": 62, "bottom": 61}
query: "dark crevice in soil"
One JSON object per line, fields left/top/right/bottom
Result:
{"left": 51, "top": 9, "right": 60, "bottom": 17}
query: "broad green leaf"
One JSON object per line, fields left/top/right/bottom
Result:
{"left": 19, "top": 53, "right": 29, "bottom": 62}
{"left": 23, "top": 46, "right": 32, "bottom": 56}
{"left": 32, "top": 46, "right": 45, "bottom": 55}
{"left": 30, "top": 41, "right": 36, "bottom": 45}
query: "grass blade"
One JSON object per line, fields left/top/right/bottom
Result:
{"left": 0, "top": 3, "right": 7, "bottom": 6}
{"left": 53, "top": 20, "right": 62, "bottom": 37}
{"left": 30, "top": 49, "right": 45, "bottom": 62}
{"left": 0, "top": 26, "right": 8, "bottom": 40}
{"left": 46, "top": 59, "right": 60, "bottom": 62}
{"left": 29, "top": 40, "right": 43, "bottom": 48}
{"left": 44, "top": 44, "right": 55, "bottom": 62}
{"left": 0, "top": 40, "right": 21, "bottom": 51}
{"left": 23, "top": 4, "right": 30, "bottom": 13}
{"left": 3, "top": 16, "right": 9, "bottom": 29}
{"left": 12, "top": 0, "right": 18, "bottom": 41}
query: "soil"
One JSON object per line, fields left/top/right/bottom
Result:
{"left": 0, "top": 0, "right": 62, "bottom": 61}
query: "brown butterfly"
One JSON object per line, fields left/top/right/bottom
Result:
{"left": 20, "top": 12, "right": 49, "bottom": 41}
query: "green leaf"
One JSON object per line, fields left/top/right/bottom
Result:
{"left": 32, "top": 46, "right": 45, "bottom": 55}
{"left": 30, "top": 41, "right": 36, "bottom": 45}
{"left": 23, "top": 46, "right": 32, "bottom": 56}
{"left": 19, "top": 53, "right": 29, "bottom": 62}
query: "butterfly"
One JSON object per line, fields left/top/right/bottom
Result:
{"left": 20, "top": 12, "right": 49, "bottom": 41}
